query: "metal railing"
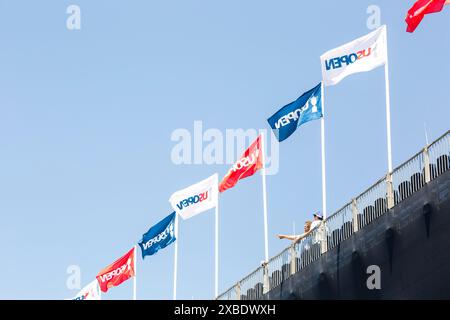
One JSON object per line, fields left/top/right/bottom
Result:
{"left": 217, "top": 284, "right": 239, "bottom": 301}
{"left": 391, "top": 150, "right": 425, "bottom": 205}
{"left": 428, "top": 133, "right": 450, "bottom": 181}
{"left": 238, "top": 266, "right": 265, "bottom": 300}
{"left": 267, "top": 247, "right": 291, "bottom": 291}
{"left": 295, "top": 226, "right": 323, "bottom": 271}
{"left": 355, "top": 178, "right": 388, "bottom": 229}
{"left": 326, "top": 203, "right": 353, "bottom": 250}
{"left": 217, "top": 130, "right": 449, "bottom": 300}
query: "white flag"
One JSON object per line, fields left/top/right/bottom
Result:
{"left": 321, "top": 25, "right": 387, "bottom": 86}
{"left": 72, "top": 280, "right": 101, "bottom": 300}
{"left": 169, "top": 173, "right": 218, "bottom": 220}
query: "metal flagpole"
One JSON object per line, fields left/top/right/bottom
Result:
{"left": 173, "top": 213, "right": 179, "bottom": 300}
{"left": 384, "top": 26, "right": 393, "bottom": 173}
{"left": 320, "top": 82, "right": 328, "bottom": 220}
{"left": 133, "top": 245, "right": 137, "bottom": 300}
{"left": 424, "top": 123, "right": 430, "bottom": 146}
{"left": 261, "top": 132, "right": 269, "bottom": 262}
{"left": 214, "top": 197, "right": 219, "bottom": 298}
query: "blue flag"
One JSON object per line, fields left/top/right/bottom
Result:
{"left": 138, "top": 212, "right": 176, "bottom": 259}
{"left": 267, "top": 83, "right": 323, "bottom": 142}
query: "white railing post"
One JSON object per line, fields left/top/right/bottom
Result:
{"left": 423, "top": 146, "right": 431, "bottom": 183}
{"left": 352, "top": 198, "right": 359, "bottom": 233}
{"left": 290, "top": 244, "right": 297, "bottom": 276}
{"left": 320, "top": 222, "right": 328, "bottom": 254}
{"left": 386, "top": 172, "right": 395, "bottom": 209}
{"left": 236, "top": 282, "right": 241, "bottom": 300}
{"left": 263, "top": 263, "right": 270, "bottom": 294}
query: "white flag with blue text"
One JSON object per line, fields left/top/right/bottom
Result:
{"left": 321, "top": 25, "right": 387, "bottom": 86}
{"left": 169, "top": 174, "right": 218, "bottom": 220}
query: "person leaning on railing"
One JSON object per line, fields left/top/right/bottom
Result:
{"left": 277, "top": 212, "right": 324, "bottom": 244}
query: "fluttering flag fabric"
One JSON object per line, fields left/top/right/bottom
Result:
{"left": 405, "top": 0, "right": 448, "bottom": 33}
{"left": 219, "top": 135, "right": 263, "bottom": 193}
{"left": 96, "top": 247, "right": 135, "bottom": 293}
{"left": 72, "top": 280, "right": 101, "bottom": 300}
{"left": 138, "top": 212, "right": 176, "bottom": 259}
{"left": 267, "top": 83, "right": 323, "bottom": 142}
{"left": 169, "top": 173, "right": 218, "bottom": 220}
{"left": 320, "top": 25, "right": 387, "bottom": 86}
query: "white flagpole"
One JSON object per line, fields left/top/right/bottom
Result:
{"left": 384, "top": 27, "right": 393, "bottom": 173}
{"left": 173, "top": 213, "right": 179, "bottom": 300}
{"left": 320, "top": 82, "right": 328, "bottom": 220}
{"left": 133, "top": 245, "right": 137, "bottom": 300}
{"left": 214, "top": 198, "right": 219, "bottom": 298}
{"left": 424, "top": 123, "right": 429, "bottom": 145}
{"left": 261, "top": 132, "right": 269, "bottom": 262}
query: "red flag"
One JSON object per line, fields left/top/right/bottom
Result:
{"left": 405, "top": 0, "right": 448, "bottom": 33}
{"left": 96, "top": 247, "right": 135, "bottom": 293}
{"left": 219, "top": 135, "right": 263, "bottom": 193}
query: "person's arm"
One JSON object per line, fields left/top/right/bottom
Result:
{"left": 277, "top": 234, "right": 301, "bottom": 241}
{"left": 278, "top": 232, "right": 310, "bottom": 242}
{"left": 293, "top": 230, "right": 313, "bottom": 244}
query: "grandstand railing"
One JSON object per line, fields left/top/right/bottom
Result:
{"left": 217, "top": 130, "right": 449, "bottom": 300}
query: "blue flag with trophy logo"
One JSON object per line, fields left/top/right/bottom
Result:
{"left": 138, "top": 212, "right": 176, "bottom": 259}
{"left": 267, "top": 83, "right": 323, "bottom": 142}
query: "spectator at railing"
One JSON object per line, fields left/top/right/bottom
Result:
{"left": 310, "top": 212, "right": 325, "bottom": 245}
{"left": 277, "top": 212, "right": 324, "bottom": 243}
{"left": 277, "top": 221, "right": 311, "bottom": 242}
{"left": 310, "top": 212, "right": 323, "bottom": 231}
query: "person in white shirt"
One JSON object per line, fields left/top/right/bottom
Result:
{"left": 309, "top": 212, "right": 324, "bottom": 245}
{"left": 310, "top": 212, "right": 323, "bottom": 231}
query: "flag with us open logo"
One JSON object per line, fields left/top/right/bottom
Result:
{"left": 138, "top": 212, "right": 177, "bottom": 259}
{"left": 267, "top": 83, "right": 323, "bottom": 142}
{"left": 169, "top": 174, "right": 218, "bottom": 220}
{"left": 320, "top": 25, "right": 387, "bottom": 86}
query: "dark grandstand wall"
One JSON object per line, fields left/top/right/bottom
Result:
{"left": 264, "top": 170, "right": 450, "bottom": 300}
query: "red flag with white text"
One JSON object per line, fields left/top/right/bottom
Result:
{"left": 219, "top": 135, "right": 263, "bottom": 193}
{"left": 96, "top": 247, "right": 135, "bottom": 293}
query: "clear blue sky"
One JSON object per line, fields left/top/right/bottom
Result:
{"left": 0, "top": 0, "right": 448, "bottom": 300}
